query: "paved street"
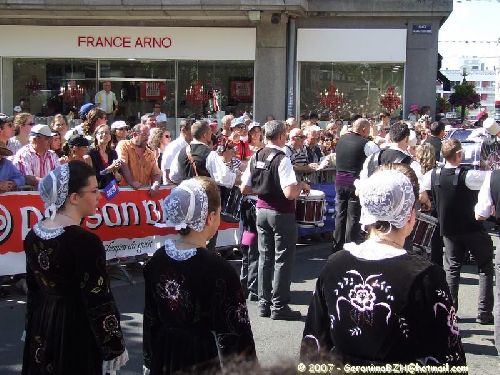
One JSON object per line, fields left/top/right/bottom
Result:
{"left": 1, "top": 241, "right": 499, "bottom": 374}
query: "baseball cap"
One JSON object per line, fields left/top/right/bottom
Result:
{"left": 78, "top": 103, "right": 95, "bottom": 120}
{"left": 30, "top": 124, "right": 53, "bottom": 137}
{"left": 248, "top": 122, "right": 261, "bottom": 132}
{"left": 13, "top": 106, "right": 22, "bottom": 113}
{"left": 68, "top": 134, "right": 90, "bottom": 147}
{"left": 230, "top": 116, "right": 246, "bottom": 128}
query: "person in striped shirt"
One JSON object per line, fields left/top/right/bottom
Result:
{"left": 13, "top": 124, "right": 60, "bottom": 187}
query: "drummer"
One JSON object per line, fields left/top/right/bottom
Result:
{"left": 240, "top": 120, "right": 310, "bottom": 321}
{"left": 420, "top": 139, "right": 494, "bottom": 325}
{"left": 169, "top": 120, "right": 239, "bottom": 251}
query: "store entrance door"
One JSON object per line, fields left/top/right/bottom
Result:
{"left": 103, "top": 79, "right": 176, "bottom": 130}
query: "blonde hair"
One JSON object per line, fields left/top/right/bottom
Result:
{"left": 13, "top": 112, "right": 32, "bottom": 136}
{"left": 415, "top": 143, "right": 436, "bottom": 174}
{"left": 148, "top": 127, "right": 167, "bottom": 150}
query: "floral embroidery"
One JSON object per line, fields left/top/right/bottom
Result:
{"left": 102, "top": 315, "right": 120, "bottom": 335}
{"left": 38, "top": 250, "right": 51, "bottom": 270}
{"left": 434, "top": 303, "right": 459, "bottom": 337}
{"left": 335, "top": 270, "right": 393, "bottom": 336}
{"left": 234, "top": 302, "right": 250, "bottom": 324}
{"left": 348, "top": 284, "right": 376, "bottom": 312}
{"left": 157, "top": 276, "right": 183, "bottom": 310}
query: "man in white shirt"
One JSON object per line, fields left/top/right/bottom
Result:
{"left": 240, "top": 120, "right": 310, "bottom": 321}
{"left": 420, "top": 139, "right": 493, "bottom": 325}
{"left": 152, "top": 103, "right": 167, "bottom": 128}
{"left": 474, "top": 169, "right": 500, "bottom": 351}
{"left": 95, "top": 81, "right": 118, "bottom": 122}
{"left": 160, "top": 119, "right": 192, "bottom": 184}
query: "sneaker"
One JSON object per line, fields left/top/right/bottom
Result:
{"left": 259, "top": 304, "right": 271, "bottom": 317}
{"left": 476, "top": 312, "right": 494, "bottom": 325}
{"left": 270, "top": 305, "right": 302, "bottom": 321}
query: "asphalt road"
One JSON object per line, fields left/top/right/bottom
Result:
{"left": 1, "top": 241, "right": 499, "bottom": 374}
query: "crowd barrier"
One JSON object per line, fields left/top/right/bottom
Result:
{"left": 0, "top": 186, "right": 239, "bottom": 276}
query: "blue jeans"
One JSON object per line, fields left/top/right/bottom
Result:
{"left": 256, "top": 208, "right": 297, "bottom": 311}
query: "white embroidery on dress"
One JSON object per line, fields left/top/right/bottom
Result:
{"left": 235, "top": 303, "right": 250, "bottom": 324}
{"left": 33, "top": 222, "right": 65, "bottom": 240}
{"left": 434, "top": 302, "right": 460, "bottom": 336}
{"left": 303, "top": 334, "right": 321, "bottom": 354}
{"left": 334, "top": 270, "right": 393, "bottom": 336}
{"left": 164, "top": 239, "right": 197, "bottom": 261}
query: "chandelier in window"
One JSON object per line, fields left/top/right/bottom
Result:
{"left": 319, "top": 82, "right": 345, "bottom": 114}
{"left": 60, "top": 80, "right": 85, "bottom": 105}
{"left": 380, "top": 85, "right": 401, "bottom": 113}
{"left": 25, "top": 76, "right": 43, "bottom": 95}
{"left": 185, "top": 80, "right": 209, "bottom": 107}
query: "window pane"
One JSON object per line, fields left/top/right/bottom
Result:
{"left": 13, "top": 58, "right": 96, "bottom": 117}
{"left": 177, "top": 60, "right": 254, "bottom": 118}
{"left": 99, "top": 60, "right": 175, "bottom": 80}
{"left": 299, "top": 62, "right": 404, "bottom": 121}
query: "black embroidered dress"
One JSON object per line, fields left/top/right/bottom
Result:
{"left": 143, "top": 239, "right": 256, "bottom": 374}
{"left": 22, "top": 224, "right": 125, "bottom": 375}
{"left": 301, "top": 242, "right": 466, "bottom": 366}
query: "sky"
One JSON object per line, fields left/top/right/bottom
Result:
{"left": 438, "top": 0, "right": 500, "bottom": 70}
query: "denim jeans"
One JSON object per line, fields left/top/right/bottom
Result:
{"left": 443, "top": 230, "right": 494, "bottom": 315}
{"left": 256, "top": 208, "right": 297, "bottom": 311}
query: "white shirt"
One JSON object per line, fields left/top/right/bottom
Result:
{"left": 95, "top": 90, "right": 118, "bottom": 114}
{"left": 474, "top": 171, "right": 494, "bottom": 218}
{"left": 160, "top": 136, "right": 188, "bottom": 184}
{"left": 364, "top": 140, "right": 380, "bottom": 157}
{"left": 169, "top": 140, "right": 236, "bottom": 188}
{"left": 359, "top": 144, "right": 423, "bottom": 190}
{"left": 155, "top": 112, "right": 167, "bottom": 123}
{"left": 421, "top": 163, "right": 488, "bottom": 192}
{"left": 241, "top": 144, "right": 297, "bottom": 190}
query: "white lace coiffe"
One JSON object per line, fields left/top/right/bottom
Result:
{"left": 161, "top": 179, "right": 209, "bottom": 232}
{"left": 38, "top": 163, "right": 70, "bottom": 219}
{"left": 358, "top": 169, "right": 415, "bottom": 229}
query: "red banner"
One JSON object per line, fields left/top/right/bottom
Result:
{"left": 0, "top": 187, "right": 238, "bottom": 275}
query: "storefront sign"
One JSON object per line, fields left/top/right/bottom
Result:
{"left": 0, "top": 26, "right": 256, "bottom": 60}
{"left": 230, "top": 80, "right": 253, "bottom": 102}
{"left": 412, "top": 24, "right": 432, "bottom": 34}
{"left": 0, "top": 187, "right": 239, "bottom": 276}
{"left": 297, "top": 29, "right": 406, "bottom": 63}
{"left": 77, "top": 35, "right": 173, "bottom": 49}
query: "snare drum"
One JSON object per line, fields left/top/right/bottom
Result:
{"left": 220, "top": 186, "right": 243, "bottom": 223}
{"left": 296, "top": 190, "right": 325, "bottom": 228}
{"left": 410, "top": 212, "right": 438, "bottom": 254}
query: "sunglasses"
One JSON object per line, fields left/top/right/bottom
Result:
{"left": 164, "top": 134, "right": 171, "bottom": 138}
{"left": 293, "top": 135, "right": 306, "bottom": 139}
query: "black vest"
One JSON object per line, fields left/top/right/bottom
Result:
{"left": 335, "top": 132, "right": 369, "bottom": 175}
{"left": 177, "top": 143, "right": 211, "bottom": 179}
{"left": 490, "top": 169, "right": 500, "bottom": 221}
{"left": 431, "top": 167, "right": 481, "bottom": 236}
{"left": 367, "top": 148, "right": 413, "bottom": 177}
{"left": 250, "top": 147, "right": 294, "bottom": 212}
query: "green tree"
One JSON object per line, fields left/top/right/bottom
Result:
{"left": 448, "top": 83, "right": 480, "bottom": 122}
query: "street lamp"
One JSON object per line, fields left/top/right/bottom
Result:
{"left": 461, "top": 65, "right": 469, "bottom": 84}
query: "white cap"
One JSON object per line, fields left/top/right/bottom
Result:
{"left": 111, "top": 121, "right": 128, "bottom": 130}
{"left": 483, "top": 118, "right": 500, "bottom": 136}
{"left": 30, "top": 124, "right": 53, "bottom": 137}
{"left": 248, "top": 122, "right": 261, "bottom": 132}
{"left": 13, "top": 105, "right": 22, "bottom": 113}
{"left": 231, "top": 116, "right": 246, "bottom": 128}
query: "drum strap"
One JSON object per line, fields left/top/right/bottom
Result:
{"left": 453, "top": 167, "right": 461, "bottom": 186}
{"left": 254, "top": 148, "right": 282, "bottom": 170}
{"left": 185, "top": 145, "right": 200, "bottom": 177}
{"left": 431, "top": 167, "right": 442, "bottom": 187}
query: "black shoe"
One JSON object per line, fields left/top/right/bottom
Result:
{"left": 476, "top": 312, "right": 494, "bottom": 325}
{"left": 270, "top": 306, "right": 302, "bottom": 321}
{"left": 259, "top": 304, "right": 271, "bottom": 317}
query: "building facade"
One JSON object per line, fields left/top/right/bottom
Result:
{"left": 0, "top": 0, "right": 452, "bottom": 133}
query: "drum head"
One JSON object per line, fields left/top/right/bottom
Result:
{"left": 299, "top": 189, "right": 325, "bottom": 199}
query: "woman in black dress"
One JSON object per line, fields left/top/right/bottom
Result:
{"left": 23, "top": 160, "right": 128, "bottom": 374}
{"left": 301, "top": 163, "right": 466, "bottom": 367}
{"left": 89, "top": 124, "right": 122, "bottom": 189}
{"left": 143, "top": 177, "right": 256, "bottom": 374}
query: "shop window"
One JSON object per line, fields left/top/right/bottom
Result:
{"left": 13, "top": 58, "right": 97, "bottom": 117}
{"left": 299, "top": 62, "right": 404, "bottom": 121}
{"left": 177, "top": 60, "right": 254, "bottom": 119}
{"left": 99, "top": 60, "right": 175, "bottom": 80}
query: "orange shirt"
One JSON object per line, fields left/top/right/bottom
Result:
{"left": 116, "top": 140, "right": 161, "bottom": 186}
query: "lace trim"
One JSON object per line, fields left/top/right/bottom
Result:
{"left": 33, "top": 222, "right": 65, "bottom": 240}
{"left": 164, "top": 239, "right": 197, "bottom": 261}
